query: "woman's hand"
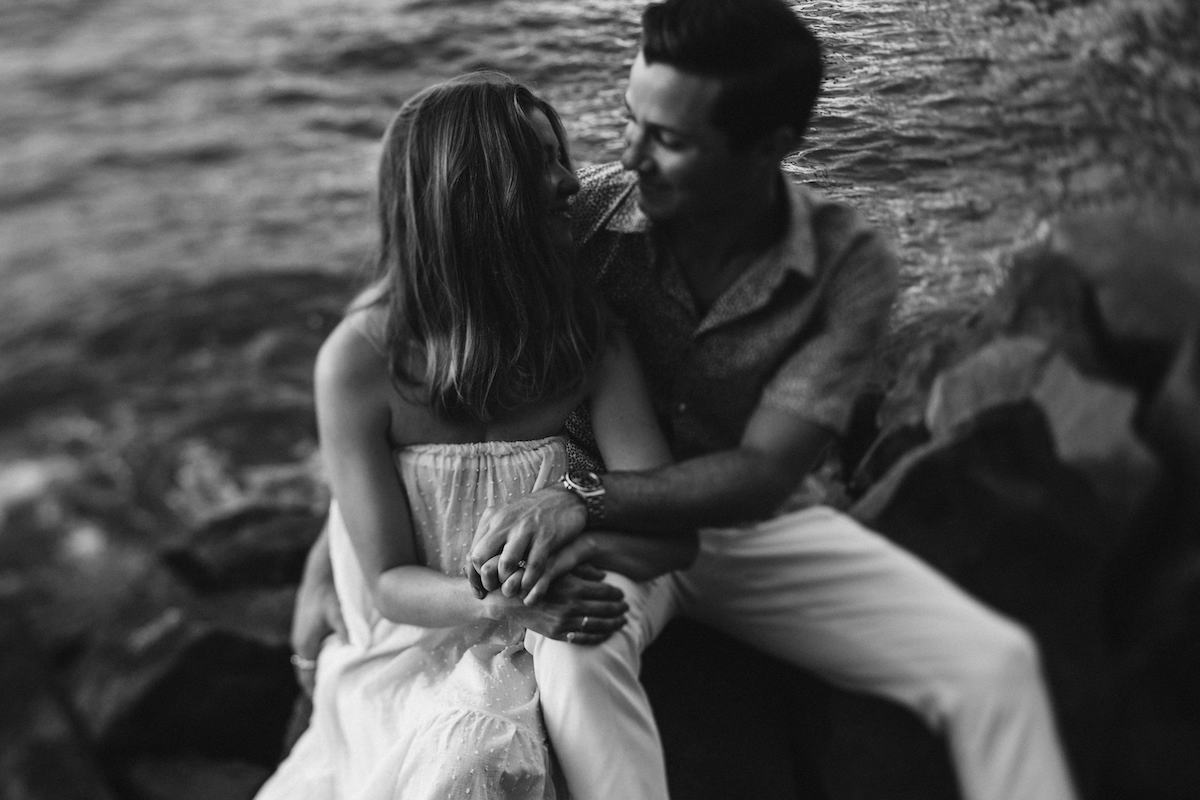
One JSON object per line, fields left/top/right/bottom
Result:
{"left": 522, "top": 530, "right": 697, "bottom": 605}
{"left": 486, "top": 569, "right": 627, "bottom": 645}
{"left": 290, "top": 567, "right": 348, "bottom": 696}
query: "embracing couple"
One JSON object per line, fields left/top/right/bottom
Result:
{"left": 254, "top": 1, "right": 1078, "bottom": 798}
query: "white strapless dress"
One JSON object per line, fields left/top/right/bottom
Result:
{"left": 255, "top": 437, "right": 568, "bottom": 800}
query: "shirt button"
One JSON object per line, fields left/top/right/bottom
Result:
{"left": 676, "top": 402, "right": 688, "bottom": 414}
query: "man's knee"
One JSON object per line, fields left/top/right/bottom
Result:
{"left": 945, "top": 617, "right": 1043, "bottom": 713}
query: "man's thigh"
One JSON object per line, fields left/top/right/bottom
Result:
{"left": 678, "top": 506, "right": 1012, "bottom": 706}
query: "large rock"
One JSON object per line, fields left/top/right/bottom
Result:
{"left": 0, "top": 593, "right": 119, "bottom": 800}
{"left": 72, "top": 606, "right": 298, "bottom": 772}
{"left": 162, "top": 504, "right": 325, "bottom": 592}
{"left": 642, "top": 618, "right": 959, "bottom": 800}
{"left": 1048, "top": 209, "right": 1200, "bottom": 363}
{"left": 862, "top": 249, "right": 1114, "bottom": 491}
{"left": 1100, "top": 548, "right": 1200, "bottom": 800}
{"left": 1143, "top": 331, "right": 1200, "bottom": 479}
{"left": 919, "top": 338, "right": 1158, "bottom": 529}
{"left": 126, "top": 755, "right": 271, "bottom": 800}
{"left": 642, "top": 620, "right": 819, "bottom": 800}
{"left": 854, "top": 410, "right": 1117, "bottom": 792}
{"left": 849, "top": 208, "right": 1200, "bottom": 797}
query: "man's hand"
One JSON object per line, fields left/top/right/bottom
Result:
{"left": 290, "top": 569, "right": 348, "bottom": 696}
{"left": 468, "top": 486, "right": 588, "bottom": 601}
{"left": 487, "top": 568, "right": 627, "bottom": 645}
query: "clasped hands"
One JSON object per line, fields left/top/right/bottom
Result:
{"left": 467, "top": 486, "right": 626, "bottom": 644}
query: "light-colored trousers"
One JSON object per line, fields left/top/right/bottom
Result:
{"left": 526, "top": 506, "right": 1078, "bottom": 800}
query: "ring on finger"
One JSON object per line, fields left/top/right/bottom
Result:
{"left": 290, "top": 653, "right": 317, "bottom": 671}
{"left": 581, "top": 615, "right": 589, "bottom": 630}
{"left": 518, "top": 559, "right": 527, "bottom": 569}
{"left": 566, "top": 632, "right": 577, "bottom": 643}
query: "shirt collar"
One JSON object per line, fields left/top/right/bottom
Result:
{"left": 603, "top": 171, "right": 819, "bottom": 281}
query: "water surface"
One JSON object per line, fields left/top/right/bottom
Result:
{"left": 0, "top": 0, "right": 1196, "bottom": 331}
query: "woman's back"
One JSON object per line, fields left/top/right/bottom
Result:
{"left": 333, "top": 303, "right": 590, "bottom": 451}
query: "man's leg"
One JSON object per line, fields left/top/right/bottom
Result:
{"left": 679, "top": 506, "right": 1077, "bottom": 800}
{"left": 527, "top": 572, "right": 678, "bottom": 800}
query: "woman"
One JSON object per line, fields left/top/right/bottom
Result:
{"left": 255, "top": 73, "right": 693, "bottom": 800}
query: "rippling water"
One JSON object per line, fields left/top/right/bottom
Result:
{"left": 0, "top": 0, "right": 1196, "bottom": 329}
{"left": 474, "top": 0, "right": 1200, "bottom": 322}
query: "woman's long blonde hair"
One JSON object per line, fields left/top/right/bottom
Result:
{"left": 370, "top": 73, "right": 605, "bottom": 422}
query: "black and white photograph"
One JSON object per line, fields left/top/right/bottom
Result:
{"left": 2, "top": 1, "right": 1197, "bottom": 798}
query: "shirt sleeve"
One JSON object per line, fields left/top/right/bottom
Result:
{"left": 760, "top": 227, "right": 899, "bottom": 435}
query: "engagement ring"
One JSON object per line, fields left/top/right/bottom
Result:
{"left": 290, "top": 654, "right": 317, "bottom": 671}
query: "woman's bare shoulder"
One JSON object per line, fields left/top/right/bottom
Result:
{"left": 315, "top": 313, "right": 390, "bottom": 398}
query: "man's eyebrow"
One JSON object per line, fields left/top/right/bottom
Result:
{"left": 623, "top": 97, "right": 687, "bottom": 138}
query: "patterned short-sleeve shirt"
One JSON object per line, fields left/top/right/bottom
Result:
{"left": 570, "top": 162, "right": 898, "bottom": 464}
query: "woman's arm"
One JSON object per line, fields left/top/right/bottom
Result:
{"left": 315, "top": 318, "right": 627, "bottom": 637}
{"left": 584, "top": 327, "right": 697, "bottom": 574}
{"left": 290, "top": 527, "right": 346, "bottom": 694}
{"left": 315, "top": 319, "right": 487, "bottom": 627}
{"left": 514, "top": 328, "right": 697, "bottom": 602}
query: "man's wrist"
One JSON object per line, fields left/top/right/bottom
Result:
{"left": 560, "top": 469, "right": 606, "bottom": 528}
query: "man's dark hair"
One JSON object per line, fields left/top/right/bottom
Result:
{"left": 641, "top": 0, "right": 823, "bottom": 150}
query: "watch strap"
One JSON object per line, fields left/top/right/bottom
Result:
{"left": 561, "top": 471, "right": 606, "bottom": 525}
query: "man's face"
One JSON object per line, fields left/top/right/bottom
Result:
{"left": 621, "top": 52, "right": 762, "bottom": 225}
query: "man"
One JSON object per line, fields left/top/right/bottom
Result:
{"left": 465, "top": 1, "right": 1079, "bottom": 799}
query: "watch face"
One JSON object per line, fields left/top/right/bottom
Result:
{"left": 569, "top": 470, "right": 602, "bottom": 492}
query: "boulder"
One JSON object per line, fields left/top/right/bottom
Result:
{"left": 126, "top": 755, "right": 271, "bottom": 800}
{"left": 1098, "top": 541, "right": 1200, "bottom": 800}
{"left": 642, "top": 619, "right": 959, "bottom": 800}
{"left": 642, "top": 619, "right": 823, "bottom": 800}
{"left": 863, "top": 249, "right": 1114, "bottom": 491}
{"left": 923, "top": 336, "right": 1050, "bottom": 436}
{"left": 914, "top": 335, "right": 1159, "bottom": 532}
{"left": 1031, "top": 353, "right": 1158, "bottom": 523}
{"left": 162, "top": 504, "right": 325, "bottom": 592}
{"left": 1142, "top": 331, "right": 1200, "bottom": 478}
{"left": 0, "top": 593, "right": 120, "bottom": 800}
{"left": 1049, "top": 209, "right": 1200, "bottom": 351}
{"left": 849, "top": 207, "right": 1200, "bottom": 796}
{"left": 72, "top": 606, "right": 298, "bottom": 771}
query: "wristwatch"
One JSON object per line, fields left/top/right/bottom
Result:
{"left": 561, "top": 469, "right": 606, "bottom": 526}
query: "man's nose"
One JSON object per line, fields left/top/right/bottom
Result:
{"left": 620, "top": 125, "right": 650, "bottom": 173}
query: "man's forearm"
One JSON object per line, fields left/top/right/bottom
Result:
{"left": 601, "top": 448, "right": 803, "bottom": 534}
{"left": 585, "top": 530, "right": 698, "bottom": 580}
{"left": 597, "top": 408, "right": 835, "bottom": 535}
